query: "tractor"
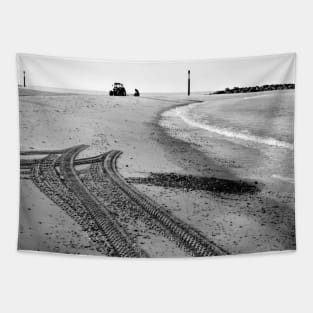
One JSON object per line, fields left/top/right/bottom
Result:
{"left": 109, "top": 82, "right": 127, "bottom": 96}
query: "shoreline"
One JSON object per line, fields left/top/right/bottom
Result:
{"left": 156, "top": 92, "right": 295, "bottom": 187}
{"left": 152, "top": 98, "right": 238, "bottom": 179}
{"left": 152, "top": 97, "right": 259, "bottom": 182}
{"left": 140, "top": 95, "right": 296, "bottom": 253}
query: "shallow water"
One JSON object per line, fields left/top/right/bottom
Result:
{"left": 160, "top": 90, "right": 295, "bottom": 187}
{"left": 175, "top": 90, "right": 293, "bottom": 148}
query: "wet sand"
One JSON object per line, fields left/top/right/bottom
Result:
{"left": 19, "top": 88, "right": 296, "bottom": 256}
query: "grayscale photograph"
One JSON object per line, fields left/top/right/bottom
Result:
{"left": 18, "top": 53, "right": 296, "bottom": 257}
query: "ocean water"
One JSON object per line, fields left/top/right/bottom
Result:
{"left": 160, "top": 90, "right": 295, "bottom": 186}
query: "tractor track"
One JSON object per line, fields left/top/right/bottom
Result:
{"left": 21, "top": 154, "right": 104, "bottom": 169}
{"left": 58, "top": 145, "right": 146, "bottom": 257}
{"left": 20, "top": 148, "right": 70, "bottom": 156}
{"left": 31, "top": 154, "right": 116, "bottom": 256}
{"left": 102, "top": 150, "right": 227, "bottom": 257}
{"left": 25, "top": 145, "right": 226, "bottom": 257}
{"left": 30, "top": 146, "right": 146, "bottom": 257}
{"left": 83, "top": 158, "right": 187, "bottom": 257}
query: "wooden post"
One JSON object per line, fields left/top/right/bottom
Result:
{"left": 188, "top": 70, "right": 190, "bottom": 96}
{"left": 23, "top": 71, "right": 26, "bottom": 88}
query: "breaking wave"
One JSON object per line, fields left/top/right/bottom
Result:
{"left": 163, "top": 104, "right": 294, "bottom": 150}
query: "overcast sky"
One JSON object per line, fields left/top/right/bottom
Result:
{"left": 17, "top": 53, "right": 296, "bottom": 93}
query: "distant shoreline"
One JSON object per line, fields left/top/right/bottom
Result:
{"left": 18, "top": 83, "right": 295, "bottom": 97}
{"left": 211, "top": 83, "right": 295, "bottom": 95}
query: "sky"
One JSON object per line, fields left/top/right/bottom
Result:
{"left": 16, "top": 53, "right": 296, "bottom": 93}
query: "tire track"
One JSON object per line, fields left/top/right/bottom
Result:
{"left": 84, "top": 160, "right": 186, "bottom": 257}
{"left": 103, "top": 150, "right": 227, "bottom": 257}
{"left": 21, "top": 148, "right": 70, "bottom": 155}
{"left": 31, "top": 154, "right": 115, "bottom": 255}
{"left": 58, "top": 145, "right": 147, "bottom": 257}
{"left": 27, "top": 145, "right": 227, "bottom": 257}
{"left": 21, "top": 154, "right": 105, "bottom": 169}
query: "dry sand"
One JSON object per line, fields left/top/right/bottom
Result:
{"left": 19, "top": 88, "right": 296, "bottom": 256}
{"left": 19, "top": 179, "right": 102, "bottom": 255}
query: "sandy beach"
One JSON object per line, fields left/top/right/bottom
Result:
{"left": 19, "top": 88, "right": 296, "bottom": 256}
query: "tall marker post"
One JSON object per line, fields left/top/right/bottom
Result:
{"left": 188, "top": 70, "right": 190, "bottom": 96}
{"left": 23, "top": 71, "right": 26, "bottom": 88}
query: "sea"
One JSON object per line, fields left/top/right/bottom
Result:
{"left": 160, "top": 90, "right": 295, "bottom": 188}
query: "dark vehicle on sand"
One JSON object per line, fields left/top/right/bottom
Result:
{"left": 109, "top": 82, "right": 127, "bottom": 96}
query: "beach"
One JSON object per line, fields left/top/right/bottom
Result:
{"left": 19, "top": 88, "right": 296, "bottom": 256}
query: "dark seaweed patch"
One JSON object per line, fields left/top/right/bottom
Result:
{"left": 127, "top": 173, "right": 259, "bottom": 194}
